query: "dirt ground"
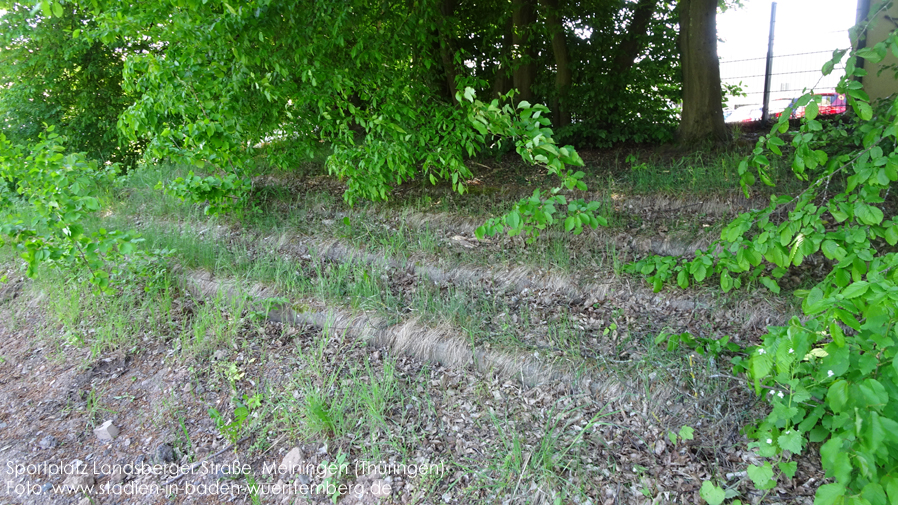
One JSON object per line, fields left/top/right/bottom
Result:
{"left": 0, "top": 146, "right": 837, "bottom": 504}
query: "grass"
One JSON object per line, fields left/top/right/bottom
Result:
{"left": 94, "top": 202, "right": 761, "bottom": 408}
{"left": 116, "top": 158, "right": 747, "bottom": 282}
{"left": 82, "top": 385, "right": 115, "bottom": 427}
{"left": 0, "top": 245, "right": 757, "bottom": 503}
{"left": 0, "top": 145, "right": 793, "bottom": 503}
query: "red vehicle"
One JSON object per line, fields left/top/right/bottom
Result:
{"left": 784, "top": 93, "right": 847, "bottom": 119}
{"left": 818, "top": 93, "right": 847, "bottom": 115}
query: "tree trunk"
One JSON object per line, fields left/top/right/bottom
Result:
{"left": 511, "top": 0, "right": 537, "bottom": 103}
{"left": 612, "top": 0, "right": 657, "bottom": 75}
{"left": 438, "top": 0, "right": 458, "bottom": 102}
{"left": 492, "top": 16, "right": 513, "bottom": 98}
{"left": 677, "top": 0, "right": 728, "bottom": 143}
{"left": 542, "top": 0, "right": 571, "bottom": 128}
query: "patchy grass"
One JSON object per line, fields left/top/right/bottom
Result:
{"left": 0, "top": 146, "right": 822, "bottom": 504}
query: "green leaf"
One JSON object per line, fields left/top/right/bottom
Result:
{"left": 678, "top": 426, "right": 694, "bottom": 441}
{"left": 777, "top": 430, "right": 803, "bottom": 453}
{"left": 821, "top": 240, "right": 847, "bottom": 260}
{"left": 677, "top": 269, "right": 689, "bottom": 288}
{"left": 51, "top": 1, "right": 63, "bottom": 17}
{"left": 720, "top": 271, "right": 733, "bottom": 293}
{"left": 885, "top": 225, "right": 898, "bottom": 246}
{"left": 747, "top": 462, "right": 775, "bottom": 489}
{"left": 884, "top": 475, "right": 898, "bottom": 505}
{"left": 778, "top": 460, "right": 798, "bottom": 479}
{"left": 842, "top": 280, "right": 870, "bottom": 299}
{"left": 760, "top": 276, "right": 780, "bottom": 294}
{"left": 814, "top": 483, "right": 846, "bottom": 505}
{"left": 858, "top": 47, "right": 885, "bottom": 64}
{"left": 856, "top": 204, "right": 884, "bottom": 225}
{"left": 820, "top": 437, "right": 853, "bottom": 484}
{"left": 827, "top": 380, "right": 850, "bottom": 411}
{"left": 861, "top": 482, "right": 886, "bottom": 505}
{"left": 830, "top": 322, "right": 845, "bottom": 347}
{"left": 806, "top": 100, "right": 819, "bottom": 121}
{"left": 856, "top": 101, "right": 874, "bottom": 121}
{"left": 700, "top": 481, "right": 726, "bottom": 505}
{"left": 506, "top": 211, "right": 521, "bottom": 230}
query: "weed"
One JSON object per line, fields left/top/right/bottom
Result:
{"left": 303, "top": 388, "right": 341, "bottom": 438}
{"left": 209, "top": 393, "right": 262, "bottom": 447}
{"left": 245, "top": 471, "right": 262, "bottom": 505}
{"left": 667, "top": 425, "right": 695, "bottom": 446}
{"left": 359, "top": 358, "right": 398, "bottom": 430}
{"left": 177, "top": 416, "right": 195, "bottom": 463}
{"left": 320, "top": 450, "right": 349, "bottom": 504}
{"left": 83, "top": 387, "right": 115, "bottom": 428}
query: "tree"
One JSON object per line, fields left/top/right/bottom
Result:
{"left": 0, "top": 3, "right": 141, "bottom": 165}
{"left": 511, "top": 0, "right": 539, "bottom": 104}
{"left": 0, "top": 0, "right": 695, "bottom": 206}
{"left": 542, "top": 0, "right": 572, "bottom": 127}
{"left": 677, "top": 0, "right": 729, "bottom": 143}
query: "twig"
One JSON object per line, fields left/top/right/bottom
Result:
{"left": 511, "top": 451, "right": 532, "bottom": 499}
{"left": 260, "top": 434, "right": 285, "bottom": 457}
{"left": 163, "top": 435, "right": 250, "bottom": 486}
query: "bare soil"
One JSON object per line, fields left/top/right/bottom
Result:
{"left": 0, "top": 151, "right": 834, "bottom": 504}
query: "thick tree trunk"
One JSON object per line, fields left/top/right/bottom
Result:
{"left": 511, "top": 0, "right": 537, "bottom": 103}
{"left": 542, "top": 0, "right": 571, "bottom": 128}
{"left": 677, "top": 0, "right": 729, "bottom": 143}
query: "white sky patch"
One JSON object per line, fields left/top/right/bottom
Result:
{"left": 717, "top": 0, "right": 858, "bottom": 106}
{"left": 718, "top": 0, "right": 856, "bottom": 60}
